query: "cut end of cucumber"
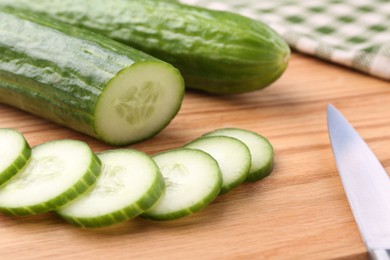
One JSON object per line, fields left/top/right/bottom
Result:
{"left": 95, "top": 61, "right": 184, "bottom": 146}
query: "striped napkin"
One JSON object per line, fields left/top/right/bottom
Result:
{"left": 180, "top": 0, "right": 390, "bottom": 80}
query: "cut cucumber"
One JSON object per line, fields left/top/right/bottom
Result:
{"left": 0, "top": 8, "right": 184, "bottom": 146}
{"left": 0, "top": 140, "right": 101, "bottom": 216}
{"left": 184, "top": 136, "right": 251, "bottom": 194}
{"left": 142, "top": 148, "right": 222, "bottom": 220}
{"left": 57, "top": 149, "right": 165, "bottom": 228}
{"left": 204, "top": 128, "right": 274, "bottom": 182}
{"left": 0, "top": 129, "right": 31, "bottom": 186}
{"left": 0, "top": 0, "right": 290, "bottom": 94}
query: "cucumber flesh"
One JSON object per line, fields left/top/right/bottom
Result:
{"left": 95, "top": 61, "right": 184, "bottom": 145}
{"left": 142, "top": 148, "right": 222, "bottom": 220}
{"left": 0, "top": 129, "right": 31, "bottom": 186}
{"left": 0, "top": 140, "right": 101, "bottom": 216}
{"left": 57, "top": 149, "right": 165, "bottom": 228}
{"left": 185, "top": 136, "right": 251, "bottom": 194}
{"left": 204, "top": 128, "right": 274, "bottom": 182}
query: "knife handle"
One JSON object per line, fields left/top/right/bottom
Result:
{"left": 370, "top": 249, "right": 390, "bottom": 260}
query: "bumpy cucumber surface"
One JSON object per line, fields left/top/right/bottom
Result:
{"left": 142, "top": 148, "right": 222, "bottom": 220}
{"left": 0, "top": 7, "right": 184, "bottom": 146}
{"left": 204, "top": 128, "right": 274, "bottom": 182}
{"left": 57, "top": 149, "right": 165, "bottom": 228}
{"left": 0, "top": 140, "right": 101, "bottom": 216}
{"left": 0, "top": 0, "right": 290, "bottom": 94}
{"left": 0, "top": 128, "right": 31, "bottom": 186}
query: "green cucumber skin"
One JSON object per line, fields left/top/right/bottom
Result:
{"left": 58, "top": 175, "right": 165, "bottom": 228}
{"left": 0, "top": 144, "right": 30, "bottom": 186}
{"left": 0, "top": 0, "right": 290, "bottom": 94}
{"left": 0, "top": 140, "right": 102, "bottom": 216}
{"left": 0, "top": 8, "right": 177, "bottom": 145}
{"left": 246, "top": 158, "right": 274, "bottom": 182}
{"left": 0, "top": 130, "right": 31, "bottom": 186}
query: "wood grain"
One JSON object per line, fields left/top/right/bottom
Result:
{"left": 1, "top": 52, "right": 390, "bottom": 259}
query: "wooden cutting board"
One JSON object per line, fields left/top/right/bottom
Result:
{"left": 1, "top": 52, "right": 390, "bottom": 259}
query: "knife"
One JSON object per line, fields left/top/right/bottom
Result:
{"left": 327, "top": 104, "right": 390, "bottom": 260}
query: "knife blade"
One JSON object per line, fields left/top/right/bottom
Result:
{"left": 327, "top": 104, "right": 390, "bottom": 260}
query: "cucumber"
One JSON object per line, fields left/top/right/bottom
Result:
{"left": 204, "top": 128, "right": 274, "bottom": 182}
{"left": 0, "top": 139, "right": 101, "bottom": 216}
{"left": 142, "top": 148, "right": 222, "bottom": 220}
{"left": 0, "top": 0, "right": 290, "bottom": 94}
{"left": 0, "top": 7, "right": 184, "bottom": 146}
{"left": 184, "top": 136, "right": 251, "bottom": 194}
{"left": 0, "top": 129, "right": 31, "bottom": 186}
{"left": 57, "top": 149, "right": 165, "bottom": 228}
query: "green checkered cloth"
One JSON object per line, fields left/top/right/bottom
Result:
{"left": 180, "top": 0, "right": 390, "bottom": 80}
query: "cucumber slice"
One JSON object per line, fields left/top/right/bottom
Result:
{"left": 184, "top": 136, "right": 251, "bottom": 194}
{"left": 0, "top": 140, "right": 101, "bottom": 216}
{"left": 57, "top": 149, "right": 165, "bottom": 228}
{"left": 0, "top": 129, "right": 31, "bottom": 186}
{"left": 204, "top": 128, "right": 274, "bottom": 182}
{"left": 142, "top": 148, "right": 222, "bottom": 221}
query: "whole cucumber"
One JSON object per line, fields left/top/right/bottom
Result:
{"left": 0, "top": 7, "right": 184, "bottom": 146}
{"left": 0, "top": 0, "right": 290, "bottom": 94}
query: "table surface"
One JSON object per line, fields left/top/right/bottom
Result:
{"left": 1, "top": 52, "right": 390, "bottom": 259}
